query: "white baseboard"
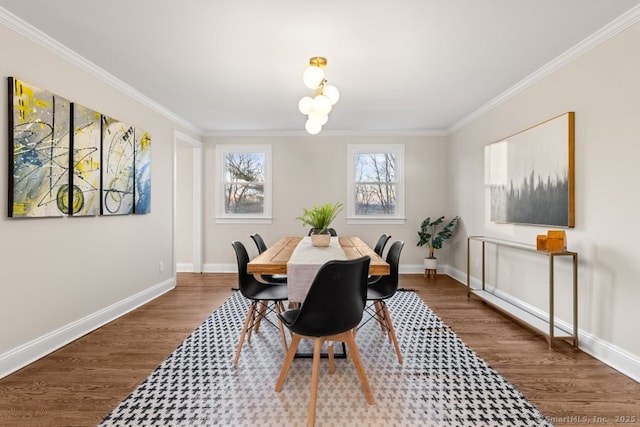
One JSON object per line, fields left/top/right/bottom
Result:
{"left": 449, "top": 266, "right": 640, "bottom": 383}
{"left": 203, "top": 263, "right": 239, "bottom": 273}
{"left": 176, "top": 262, "right": 194, "bottom": 272}
{"left": 0, "top": 278, "right": 176, "bottom": 380}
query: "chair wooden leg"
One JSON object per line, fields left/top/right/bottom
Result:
{"left": 374, "top": 301, "right": 386, "bottom": 332}
{"left": 275, "top": 334, "right": 302, "bottom": 392}
{"left": 381, "top": 302, "right": 403, "bottom": 365}
{"left": 327, "top": 342, "right": 336, "bottom": 374}
{"left": 247, "top": 302, "right": 258, "bottom": 342}
{"left": 254, "top": 300, "right": 267, "bottom": 332}
{"left": 345, "top": 327, "right": 358, "bottom": 364}
{"left": 308, "top": 338, "right": 323, "bottom": 427}
{"left": 274, "top": 301, "right": 288, "bottom": 352}
{"left": 234, "top": 303, "right": 256, "bottom": 366}
{"left": 343, "top": 332, "right": 375, "bottom": 405}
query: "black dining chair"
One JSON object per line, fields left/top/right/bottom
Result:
{"left": 307, "top": 227, "right": 337, "bottom": 236}
{"left": 275, "top": 256, "right": 375, "bottom": 426}
{"left": 359, "top": 240, "right": 404, "bottom": 364}
{"left": 373, "top": 233, "right": 391, "bottom": 257}
{"left": 367, "top": 233, "right": 392, "bottom": 283}
{"left": 231, "top": 240, "right": 289, "bottom": 366}
{"left": 250, "top": 233, "right": 287, "bottom": 284}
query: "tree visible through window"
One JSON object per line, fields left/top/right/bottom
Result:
{"left": 216, "top": 144, "right": 271, "bottom": 222}
{"left": 224, "top": 153, "right": 265, "bottom": 214}
{"left": 354, "top": 153, "right": 397, "bottom": 214}
{"left": 348, "top": 144, "right": 404, "bottom": 223}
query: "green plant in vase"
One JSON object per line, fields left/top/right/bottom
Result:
{"left": 417, "top": 215, "right": 460, "bottom": 276}
{"left": 296, "top": 202, "right": 344, "bottom": 246}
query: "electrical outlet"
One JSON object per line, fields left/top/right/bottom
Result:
{"left": 474, "top": 258, "right": 480, "bottom": 269}
{"left": 159, "top": 261, "right": 164, "bottom": 273}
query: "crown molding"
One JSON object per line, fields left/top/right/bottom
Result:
{"left": 449, "top": 4, "right": 640, "bottom": 133}
{"left": 0, "top": 7, "right": 202, "bottom": 135}
{"left": 202, "top": 129, "right": 448, "bottom": 138}
{"left": 4, "top": 3, "right": 639, "bottom": 138}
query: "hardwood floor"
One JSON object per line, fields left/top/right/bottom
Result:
{"left": 0, "top": 273, "right": 638, "bottom": 426}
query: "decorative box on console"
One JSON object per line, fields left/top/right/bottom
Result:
{"left": 537, "top": 230, "right": 566, "bottom": 252}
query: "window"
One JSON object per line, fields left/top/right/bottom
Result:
{"left": 347, "top": 144, "right": 405, "bottom": 224}
{"left": 215, "top": 144, "right": 272, "bottom": 223}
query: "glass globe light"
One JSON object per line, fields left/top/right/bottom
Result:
{"left": 309, "top": 110, "right": 328, "bottom": 125}
{"left": 298, "top": 96, "right": 313, "bottom": 115}
{"left": 312, "top": 94, "right": 332, "bottom": 115}
{"left": 323, "top": 85, "right": 340, "bottom": 105}
{"left": 303, "top": 66, "right": 325, "bottom": 89}
{"left": 305, "top": 118, "right": 322, "bottom": 135}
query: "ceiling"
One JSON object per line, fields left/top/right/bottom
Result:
{"left": 1, "top": 0, "right": 640, "bottom": 135}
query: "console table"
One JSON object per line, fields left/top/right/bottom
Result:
{"left": 466, "top": 236, "right": 578, "bottom": 349}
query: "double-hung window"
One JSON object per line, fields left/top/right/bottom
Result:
{"left": 215, "top": 144, "right": 272, "bottom": 223}
{"left": 347, "top": 144, "right": 405, "bottom": 224}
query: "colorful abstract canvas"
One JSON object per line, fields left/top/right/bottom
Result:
{"left": 101, "top": 116, "right": 135, "bottom": 215}
{"left": 134, "top": 129, "right": 151, "bottom": 214}
{"left": 71, "top": 104, "right": 101, "bottom": 216}
{"left": 8, "top": 77, "right": 152, "bottom": 219}
{"left": 9, "top": 77, "right": 71, "bottom": 217}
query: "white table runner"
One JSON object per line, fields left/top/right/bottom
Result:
{"left": 286, "top": 236, "right": 347, "bottom": 303}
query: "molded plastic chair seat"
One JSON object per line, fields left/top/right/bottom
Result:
{"left": 373, "top": 233, "right": 391, "bottom": 256}
{"left": 275, "top": 256, "right": 375, "bottom": 427}
{"left": 368, "top": 233, "right": 391, "bottom": 283}
{"left": 231, "top": 240, "right": 288, "bottom": 366}
{"left": 250, "top": 233, "right": 287, "bottom": 284}
{"left": 359, "top": 240, "right": 404, "bottom": 365}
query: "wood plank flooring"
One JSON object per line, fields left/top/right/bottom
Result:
{"left": 0, "top": 273, "right": 638, "bottom": 426}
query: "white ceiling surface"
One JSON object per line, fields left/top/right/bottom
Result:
{"left": 1, "top": 1, "right": 640, "bottom": 134}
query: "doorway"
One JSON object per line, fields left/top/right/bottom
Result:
{"left": 174, "top": 131, "right": 203, "bottom": 273}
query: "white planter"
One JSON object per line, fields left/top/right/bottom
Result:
{"left": 424, "top": 257, "right": 437, "bottom": 278}
{"left": 310, "top": 233, "right": 331, "bottom": 247}
{"left": 424, "top": 257, "right": 437, "bottom": 270}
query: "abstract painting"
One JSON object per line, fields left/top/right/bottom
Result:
{"left": 485, "top": 112, "right": 575, "bottom": 227}
{"left": 71, "top": 103, "right": 101, "bottom": 216}
{"left": 101, "top": 115, "right": 135, "bottom": 215}
{"left": 8, "top": 77, "right": 152, "bottom": 219}
{"left": 134, "top": 129, "right": 151, "bottom": 214}
{"left": 8, "top": 77, "right": 71, "bottom": 217}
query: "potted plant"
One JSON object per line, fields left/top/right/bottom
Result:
{"left": 417, "top": 216, "right": 460, "bottom": 275}
{"left": 296, "top": 202, "right": 344, "bottom": 247}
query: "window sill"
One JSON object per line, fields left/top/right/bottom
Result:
{"left": 347, "top": 217, "right": 406, "bottom": 225}
{"left": 215, "top": 217, "right": 273, "bottom": 225}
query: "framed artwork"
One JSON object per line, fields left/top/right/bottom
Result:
{"left": 134, "top": 129, "right": 151, "bottom": 214}
{"left": 8, "top": 76, "right": 151, "bottom": 219}
{"left": 8, "top": 77, "right": 71, "bottom": 217}
{"left": 101, "top": 115, "right": 135, "bottom": 215}
{"left": 485, "top": 112, "right": 575, "bottom": 227}
{"left": 71, "top": 103, "right": 101, "bottom": 216}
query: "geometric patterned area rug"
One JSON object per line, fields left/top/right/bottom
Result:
{"left": 100, "top": 290, "right": 552, "bottom": 426}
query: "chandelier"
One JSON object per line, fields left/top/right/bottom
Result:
{"left": 298, "top": 56, "right": 339, "bottom": 135}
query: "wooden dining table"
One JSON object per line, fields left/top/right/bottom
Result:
{"left": 247, "top": 236, "right": 390, "bottom": 276}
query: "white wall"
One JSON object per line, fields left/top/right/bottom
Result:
{"left": 4, "top": 5, "right": 639, "bottom": 384}
{"left": 0, "top": 19, "right": 185, "bottom": 377}
{"left": 176, "top": 142, "right": 194, "bottom": 269}
{"left": 198, "top": 134, "right": 454, "bottom": 271}
{"left": 449, "top": 20, "right": 640, "bottom": 380}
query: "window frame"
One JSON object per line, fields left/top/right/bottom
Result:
{"left": 215, "top": 144, "right": 272, "bottom": 224}
{"left": 347, "top": 144, "right": 405, "bottom": 225}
